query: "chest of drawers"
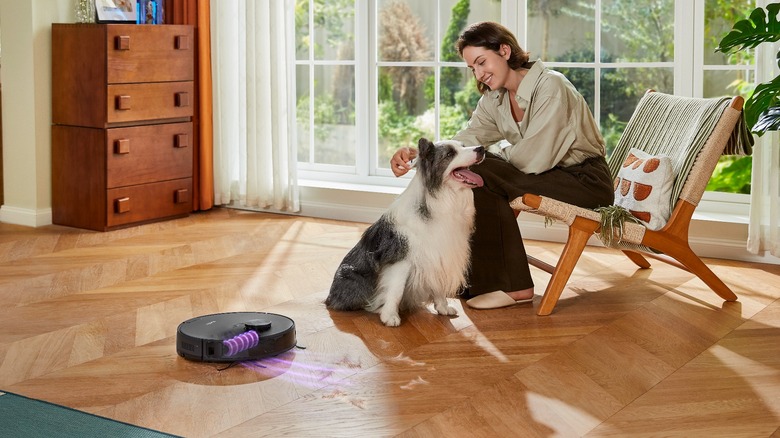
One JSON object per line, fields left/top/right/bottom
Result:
{"left": 52, "top": 23, "right": 195, "bottom": 231}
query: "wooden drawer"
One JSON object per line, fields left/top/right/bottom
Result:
{"left": 107, "top": 122, "right": 193, "bottom": 188}
{"left": 107, "top": 178, "right": 193, "bottom": 228}
{"left": 52, "top": 23, "right": 194, "bottom": 128}
{"left": 107, "top": 81, "right": 193, "bottom": 124}
{"left": 107, "top": 25, "right": 194, "bottom": 84}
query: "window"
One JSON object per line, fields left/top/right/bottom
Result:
{"left": 294, "top": 0, "right": 756, "bottom": 198}
{"left": 294, "top": 0, "right": 358, "bottom": 170}
{"left": 701, "top": 0, "right": 755, "bottom": 196}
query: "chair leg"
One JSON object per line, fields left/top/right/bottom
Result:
{"left": 622, "top": 250, "right": 651, "bottom": 269}
{"left": 664, "top": 244, "right": 738, "bottom": 301}
{"left": 537, "top": 217, "right": 600, "bottom": 316}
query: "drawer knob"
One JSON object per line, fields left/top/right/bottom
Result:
{"left": 116, "top": 95, "right": 132, "bottom": 110}
{"left": 174, "top": 134, "right": 189, "bottom": 148}
{"left": 175, "top": 35, "right": 190, "bottom": 50}
{"left": 115, "top": 35, "right": 130, "bottom": 51}
{"left": 115, "top": 197, "right": 131, "bottom": 214}
{"left": 175, "top": 92, "right": 190, "bottom": 108}
{"left": 114, "top": 139, "right": 130, "bottom": 154}
{"left": 174, "top": 189, "right": 190, "bottom": 204}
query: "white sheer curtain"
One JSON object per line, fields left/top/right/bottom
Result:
{"left": 747, "top": 135, "right": 780, "bottom": 257}
{"left": 747, "top": 42, "right": 780, "bottom": 257}
{"left": 210, "top": 0, "right": 299, "bottom": 212}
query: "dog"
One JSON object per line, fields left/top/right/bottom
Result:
{"left": 325, "top": 137, "right": 485, "bottom": 326}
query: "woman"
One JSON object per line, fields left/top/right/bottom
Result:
{"left": 390, "top": 21, "right": 614, "bottom": 310}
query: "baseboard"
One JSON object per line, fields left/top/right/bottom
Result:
{"left": 0, "top": 205, "right": 52, "bottom": 228}
{"left": 297, "top": 199, "right": 387, "bottom": 224}
{"left": 298, "top": 185, "right": 395, "bottom": 224}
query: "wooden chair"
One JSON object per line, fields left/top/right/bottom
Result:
{"left": 511, "top": 90, "right": 754, "bottom": 316}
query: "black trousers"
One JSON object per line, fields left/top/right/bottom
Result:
{"left": 466, "top": 152, "right": 615, "bottom": 296}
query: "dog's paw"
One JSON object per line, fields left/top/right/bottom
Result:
{"left": 380, "top": 313, "right": 402, "bottom": 327}
{"left": 434, "top": 301, "right": 458, "bottom": 316}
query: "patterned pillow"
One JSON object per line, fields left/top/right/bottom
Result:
{"left": 613, "top": 148, "right": 674, "bottom": 230}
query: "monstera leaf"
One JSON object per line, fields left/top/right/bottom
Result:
{"left": 717, "top": 3, "right": 780, "bottom": 52}
{"left": 751, "top": 76, "right": 780, "bottom": 132}
{"left": 717, "top": 3, "right": 780, "bottom": 136}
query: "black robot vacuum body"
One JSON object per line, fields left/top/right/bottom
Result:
{"left": 177, "top": 312, "right": 296, "bottom": 362}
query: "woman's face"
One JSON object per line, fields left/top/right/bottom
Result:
{"left": 462, "top": 44, "right": 511, "bottom": 91}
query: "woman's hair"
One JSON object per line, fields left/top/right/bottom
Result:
{"left": 456, "top": 21, "right": 530, "bottom": 94}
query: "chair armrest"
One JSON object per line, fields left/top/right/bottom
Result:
{"left": 510, "top": 194, "right": 648, "bottom": 246}
{"left": 510, "top": 194, "right": 601, "bottom": 225}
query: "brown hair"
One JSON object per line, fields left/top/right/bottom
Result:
{"left": 456, "top": 21, "right": 530, "bottom": 94}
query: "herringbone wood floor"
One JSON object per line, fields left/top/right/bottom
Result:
{"left": 1, "top": 207, "right": 778, "bottom": 437}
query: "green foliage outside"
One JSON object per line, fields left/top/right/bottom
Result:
{"left": 706, "top": 156, "right": 752, "bottom": 194}
{"left": 440, "top": 0, "right": 471, "bottom": 107}
{"left": 295, "top": 0, "right": 354, "bottom": 58}
{"left": 439, "top": 104, "right": 471, "bottom": 139}
{"left": 296, "top": 94, "right": 355, "bottom": 143}
{"left": 377, "top": 101, "right": 427, "bottom": 153}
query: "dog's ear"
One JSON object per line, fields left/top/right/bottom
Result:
{"left": 417, "top": 138, "right": 434, "bottom": 158}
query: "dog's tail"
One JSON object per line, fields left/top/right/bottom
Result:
{"left": 325, "top": 215, "right": 407, "bottom": 311}
{"left": 324, "top": 263, "right": 376, "bottom": 311}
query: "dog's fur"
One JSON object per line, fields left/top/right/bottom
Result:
{"left": 325, "top": 138, "right": 485, "bottom": 326}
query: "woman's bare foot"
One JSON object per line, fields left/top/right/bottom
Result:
{"left": 506, "top": 288, "right": 534, "bottom": 301}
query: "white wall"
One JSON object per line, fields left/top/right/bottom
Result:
{"left": 0, "top": 0, "right": 71, "bottom": 226}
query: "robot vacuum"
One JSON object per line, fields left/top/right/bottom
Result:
{"left": 176, "top": 312, "right": 297, "bottom": 362}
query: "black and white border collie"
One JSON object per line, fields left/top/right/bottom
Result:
{"left": 325, "top": 138, "right": 485, "bottom": 326}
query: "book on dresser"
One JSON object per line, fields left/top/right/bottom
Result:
{"left": 51, "top": 23, "right": 195, "bottom": 231}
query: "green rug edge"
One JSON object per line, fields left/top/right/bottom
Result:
{"left": 0, "top": 390, "right": 181, "bottom": 438}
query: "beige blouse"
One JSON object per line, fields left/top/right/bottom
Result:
{"left": 452, "top": 60, "right": 606, "bottom": 174}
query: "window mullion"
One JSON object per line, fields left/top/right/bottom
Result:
{"left": 594, "top": 0, "right": 601, "bottom": 127}
{"left": 356, "top": 0, "right": 370, "bottom": 177}
{"left": 308, "top": 0, "right": 315, "bottom": 165}
{"left": 677, "top": 0, "right": 696, "bottom": 96}
{"left": 435, "top": 0, "right": 441, "bottom": 141}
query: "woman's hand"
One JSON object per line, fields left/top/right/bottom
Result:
{"left": 390, "top": 147, "right": 418, "bottom": 177}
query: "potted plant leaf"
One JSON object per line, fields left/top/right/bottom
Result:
{"left": 716, "top": 2, "right": 780, "bottom": 135}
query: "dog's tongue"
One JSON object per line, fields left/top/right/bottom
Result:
{"left": 454, "top": 168, "right": 484, "bottom": 187}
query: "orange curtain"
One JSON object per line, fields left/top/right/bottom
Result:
{"left": 169, "top": 0, "right": 214, "bottom": 211}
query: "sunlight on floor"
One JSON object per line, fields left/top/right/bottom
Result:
{"left": 711, "top": 344, "right": 780, "bottom": 417}
{"left": 238, "top": 221, "right": 310, "bottom": 302}
{"left": 526, "top": 391, "right": 606, "bottom": 436}
{"left": 462, "top": 329, "right": 510, "bottom": 363}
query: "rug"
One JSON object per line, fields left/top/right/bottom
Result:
{"left": 0, "top": 391, "right": 180, "bottom": 437}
